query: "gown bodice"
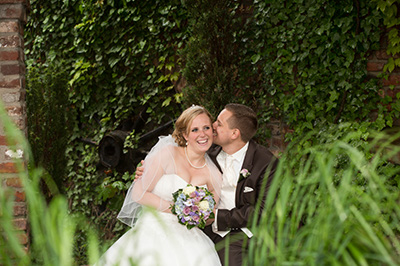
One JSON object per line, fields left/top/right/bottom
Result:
{"left": 152, "top": 174, "right": 207, "bottom": 202}
{"left": 152, "top": 174, "right": 188, "bottom": 202}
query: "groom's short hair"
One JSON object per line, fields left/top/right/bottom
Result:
{"left": 225, "top": 103, "right": 257, "bottom": 143}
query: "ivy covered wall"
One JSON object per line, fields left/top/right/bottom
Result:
{"left": 24, "top": 0, "right": 400, "bottom": 261}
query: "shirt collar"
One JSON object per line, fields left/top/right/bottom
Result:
{"left": 224, "top": 142, "right": 249, "bottom": 163}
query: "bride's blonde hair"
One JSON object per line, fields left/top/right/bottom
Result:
{"left": 172, "top": 105, "right": 213, "bottom": 147}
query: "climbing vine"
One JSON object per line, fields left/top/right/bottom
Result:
{"left": 25, "top": 0, "right": 400, "bottom": 263}
{"left": 374, "top": 0, "right": 400, "bottom": 72}
{"left": 25, "top": 0, "right": 188, "bottom": 262}
{"left": 253, "top": 1, "right": 387, "bottom": 135}
{"left": 183, "top": 0, "right": 399, "bottom": 146}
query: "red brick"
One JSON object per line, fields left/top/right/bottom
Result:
{"left": 282, "top": 125, "right": 294, "bottom": 134}
{"left": 0, "top": 5, "right": 25, "bottom": 20}
{"left": 0, "top": 78, "right": 20, "bottom": 88}
{"left": 367, "top": 62, "right": 385, "bottom": 72}
{"left": 13, "top": 218, "right": 27, "bottom": 230}
{"left": 2, "top": 91, "right": 22, "bottom": 103}
{"left": 13, "top": 204, "right": 27, "bottom": 216}
{"left": 266, "top": 123, "right": 281, "bottom": 136}
{"left": 6, "top": 177, "right": 22, "bottom": 188}
{"left": 269, "top": 148, "right": 281, "bottom": 158}
{"left": 0, "top": 21, "right": 19, "bottom": 33}
{"left": 0, "top": 35, "right": 20, "bottom": 48}
{"left": 378, "top": 89, "right": 385, "bottom": 98}
{"left": 375, "top": 50, "right": 391, "bottom": 60}
{"left": 0, "top": 50, "right": 19, "bottom": 61}
{"left": 383, "top": 74, "right": 400, "bottom": 86}
{"left": 14, "top": 190, "right": 25, "bottom": 202}
{"left": 386, "top": 88, "right": 400, "bottom": 98}
{"left": 271, "top": 136, "right": 287, "bottom": 149}
{"left": 6, "top": 106, "right": 23, "bottom": 116}
{"left": 0, "top": 162, "right": 18, "bottom": 173}
{"left": 17, "top": 231, "right": 28, "bottom": 245}
{"left": 0, "top": 0, "right": 27, "bottom": 3}
{"left": 14, "top": 117, "right": 26, "bottom": 129}
{"left": 393, "top": 117, "right": 400, "bottom": 127}
{"left": 0, "top": 135, "right": 7, "bottom": 145}
{"left": 1, "top": 64, "right": 22, "bottom": 75}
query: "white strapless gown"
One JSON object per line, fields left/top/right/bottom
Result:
{"left": 97, "top": 174, "right": 221, "bottom": 266}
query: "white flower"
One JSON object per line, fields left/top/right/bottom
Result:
{"left": 183, "top": 185, "right": 196, "bottom": 195}
{"left": 5, "top": 149, "right": 23, "bottom": 159}
{"left": 240, "top": 168, "right": 251, "bottom": 178}
{"left": 199, "top": 200, "right": 210, "bottom": 211}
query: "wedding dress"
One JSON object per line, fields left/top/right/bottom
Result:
{"left": 97, "top": 136, "right": 222, "bottom": 266}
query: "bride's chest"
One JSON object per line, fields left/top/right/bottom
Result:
{"left": 176, "top": 167, "right": 209, "bottom": 186}
{"left": 153, "top": 174, "right": 208, "bottom": 200}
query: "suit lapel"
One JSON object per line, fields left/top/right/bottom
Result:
{"left": 238, "top": 140, "right": 256, "bottom": 182}
{"left": 235, "top": 141, "right": 257, "bottom": 206}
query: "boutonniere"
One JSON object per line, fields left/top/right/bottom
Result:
{"left": 240, "top": 168, "right": 251, "bottom": 179}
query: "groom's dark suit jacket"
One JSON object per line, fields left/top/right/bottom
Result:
{"left": 206, "top": 140, "right": 279, "bottom": 236}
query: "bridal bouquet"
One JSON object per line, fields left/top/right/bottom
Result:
{"left": 171, "top": 184, "right": 215, "bottom": 230}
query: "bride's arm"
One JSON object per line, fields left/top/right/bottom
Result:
{"left": 207, "top": 183, "right": 220, "bottom": 207}
{"left": 207, "top": 168, "right": 222, "bottom": 206}
{"left": 130, "top": 148, "right": 174, "bottom": 213}
{"left": 132, "top": 180, "right": 173, "bottom": 213}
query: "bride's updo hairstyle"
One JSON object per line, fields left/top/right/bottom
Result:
{"left": 172, "top": 105, "right": 213, "bottom": 147}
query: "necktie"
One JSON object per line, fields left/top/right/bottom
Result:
{"left": 224, "top": 155, "right": 237, "bottom": 187}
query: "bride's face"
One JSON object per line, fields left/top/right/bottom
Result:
{"left": 184, "top": 113, "right": 213, "bottom": 153}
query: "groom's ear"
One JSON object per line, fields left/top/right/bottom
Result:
{"left": 231, "top": 128, "right": 241, "bottom": 140}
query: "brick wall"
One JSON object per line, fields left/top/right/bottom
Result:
{"left": 368, "top": 42, "right": 400, "bottom": 127}
{"left": 0, "top": 0, "right": 29, "bottom": 250}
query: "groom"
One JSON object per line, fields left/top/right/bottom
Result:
{"left": 203, "top": 103, "right": 278, "bottom": 266}
{"left": 134, "top": 103, "right": 278, "bottom": 265}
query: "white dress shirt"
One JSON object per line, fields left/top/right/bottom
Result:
{"left": 212, "top": 143, "right": 253, "bottom": 238}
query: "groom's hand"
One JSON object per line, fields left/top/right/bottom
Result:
{"left": 134, "top": 160, "right": 145, "bottom": 180}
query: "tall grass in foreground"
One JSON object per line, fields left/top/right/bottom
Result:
{"left": 2, "top": 92, "right": 400, "bottom": 265}
{"left": 247, "top": 132, "right": 400, "bottom": 265}
{"left": 0, "top": 101, "right": 100, "bottom": 265}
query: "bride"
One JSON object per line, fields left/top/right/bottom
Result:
{"left": 97, "top": 105, "right": 223, "bottom": 266}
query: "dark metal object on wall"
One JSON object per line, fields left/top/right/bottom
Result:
{"left": 98, "top": 120, "right": 175, "bottom": 174}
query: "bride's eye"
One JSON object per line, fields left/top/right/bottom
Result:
{"left": 204, "top": 126, "right": 210, "bottom": 131}
{"left": 191, "top": 128, "right": 199, "bottom": 132}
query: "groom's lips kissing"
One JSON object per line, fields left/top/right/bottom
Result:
{"left": 212, "top": 132, "right": 218, "bottom": 141}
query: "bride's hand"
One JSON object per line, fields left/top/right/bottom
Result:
{"left": 134, "top": 160, "right": 145, "bottom": 180}
{"left": 205, "top": 209, "right": 216, "bottom": 225}
{"left": 205, "top": 217, "right": 215, "bottom": 226}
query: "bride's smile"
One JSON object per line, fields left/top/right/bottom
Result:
{"left": 184, "top": 113, "right": 213, "bottom": 153}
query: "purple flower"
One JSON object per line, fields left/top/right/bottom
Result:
{"left": 171, "top": 184, "right": 216, "bottom": 230}
{"left": 183, "top": 206, "right": 191, "bottom": 215}
{"left": 192, "top": 214, "right": 200, "bottom": 222}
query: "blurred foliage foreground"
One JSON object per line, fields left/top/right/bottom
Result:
{"left": 2, "top": 102, "right": 400, "bottom": 265}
